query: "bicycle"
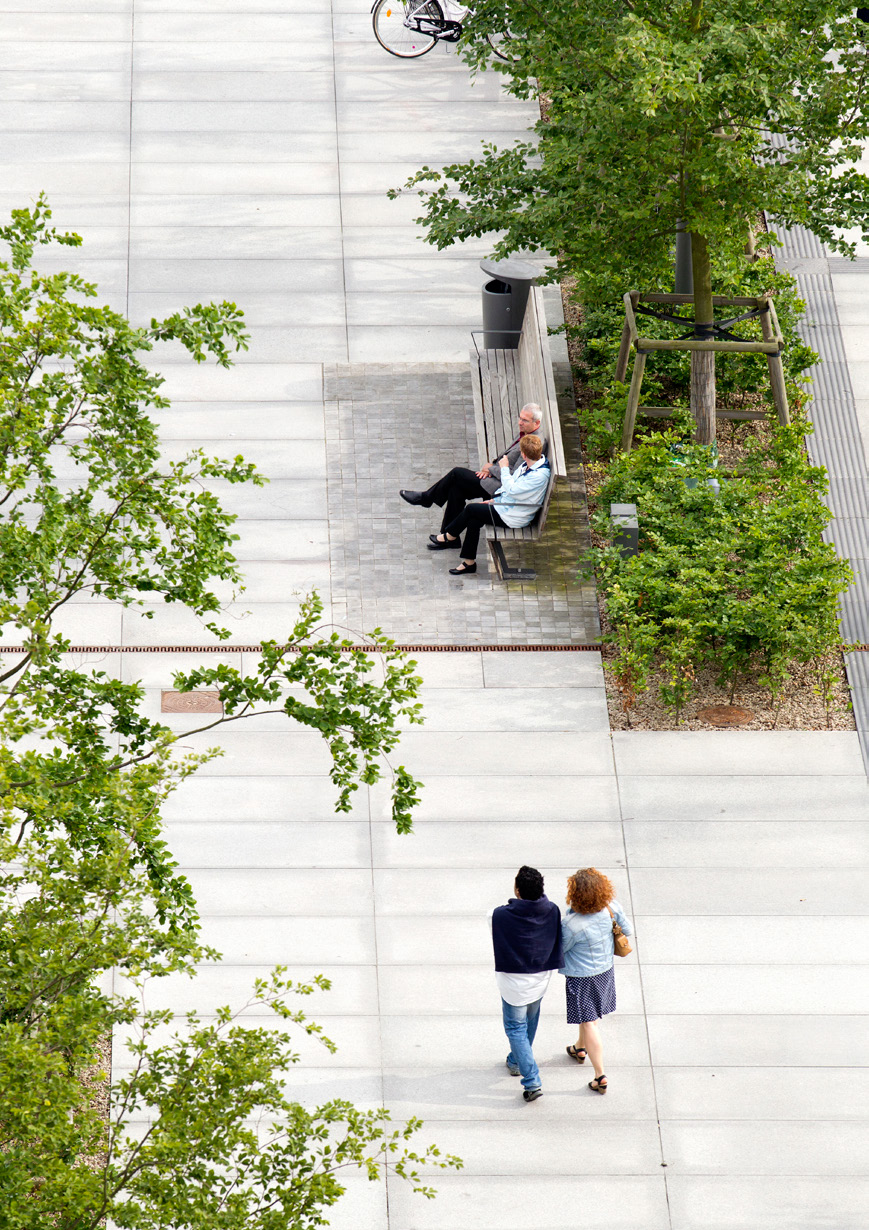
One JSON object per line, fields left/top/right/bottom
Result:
{"left": 371, "top": 0, "right": 516, "bottom": 60}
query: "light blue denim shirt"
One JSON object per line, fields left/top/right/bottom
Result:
{"left": 559, "top": 900, "right": 633, "bottom": 977}
{"left": 492, "top": 457, "right": 550, "bottom": 528}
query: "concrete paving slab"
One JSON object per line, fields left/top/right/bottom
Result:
{"left": 661, "top": 1120, "right": 869, "bottom": 1175}
{"left": 623, "top": 820, "right": 869, "bottom": 866}
{"left": 368, "top": 774, "right": 621, "bottom": 822}
{"left": 166, "top": 820, "right": 370, "bottom": 867}
{"left": 614, "top": 731, "right": 865, "bottom": 776}
{"left": 370, "top": 820, "right": 625, "bottom": 868}
{"left": 410, "top": 687, "right": 609, "bottom": 732}
{"left": 618, "top": 773, "right": 869, "bottom": 820}
{"left": 380, "top": 1065, "right": 658, "bottom": 1119}
{"left": 647, "top": 1014, "right": 869, "bottom": 1067}
{"left": 380, "top": 1011, "right": 651, "bottom": 1068}
{"left": 130, "top": 193, "right": 342, "bottom": 227}
{"left": 641, "top": 965, "right": 869, "bottom": 1015}
{"left": 385, "top": 1176, "right": 670, "bottom": 1230}
{"left": 667, "top": 1175, "right": 869, "bottom": 1230}
{"left": 128, "top": 225, "right": 343, "bottom": 260}
{"left": 399, "top": 1118, "right": 662, "bottom": 1173}
{"left": 160, "top": 775, "right": 369, "bottom": 822}
{"left": 183, "top": 868, "right": 374, "bottom": 914}
{"left": 655, "top": 1066, "right": 869, "bottom": 1120}
{"left": 198, "top": 915, "right": 376, "bottom": 964}
{"left": 636, "top": 915, "right": 866, "bottom": 963}
{"left": 389, "top": 731, "right": 615, "bottom": 776}
{"left": 629, "top": 867, "right": 868, "bottom": 914}
{"left": 132, "top": 70, "right": 337, "bottom": 102}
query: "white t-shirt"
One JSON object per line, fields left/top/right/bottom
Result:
{"left": 495, "top": 969, "right": 553, "bottom": 1007}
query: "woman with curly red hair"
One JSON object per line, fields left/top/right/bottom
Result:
{"left": 559, "top": 867, "right": 633, "bottom": 1094}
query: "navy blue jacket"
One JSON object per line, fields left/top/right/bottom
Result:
{"left": 491, "top": 895, "right": 563, "bottom": 974}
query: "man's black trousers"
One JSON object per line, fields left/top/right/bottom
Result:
{"left": 422, "top": 466, "right": 491, "bottom": 531}
{"left": 444, "top": 502, "right": 510, "bottom": 560}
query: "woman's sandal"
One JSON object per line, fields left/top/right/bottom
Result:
{"left": 588, "top": 1075, "right": 608, "bottom": 1094}
{"left": 566, "top": 1045, "right": 587, "bottom": 1064}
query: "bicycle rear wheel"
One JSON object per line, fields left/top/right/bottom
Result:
{"left": 486, "top": 29, "right": 520, "bottom": 61}
{"left": 373, "top": 0, "right": 442, "bottom": 57}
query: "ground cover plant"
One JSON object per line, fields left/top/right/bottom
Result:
{"left": 0, "top": 199, "right": 457, "bottom": 1223}
{"left": 570, "top": 251, "right": 854, "bottom": 725}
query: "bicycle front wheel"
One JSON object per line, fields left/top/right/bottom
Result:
{"left": 372, "top": 0, "right": 441, "bottom": 57}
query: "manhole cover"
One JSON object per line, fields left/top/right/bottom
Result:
{"left": 161, "top": 690, "right": 223, "bottom": 714}
{"left": 696, "top": 705, "right": 754, "bottom": 727}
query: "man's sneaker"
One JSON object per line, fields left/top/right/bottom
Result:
{"left": 523, "top": 1087, "right": 543, "bottom": 1102}
{"left": 506, "top": 1059, "right": 520, "bottom": 1077}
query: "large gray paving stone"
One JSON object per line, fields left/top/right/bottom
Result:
{"left": 128, "top": 225, "right": 344, "bottom": 261}
{"left": 368, "top": 775, "right": 621, "bottom": 822}
{"left": 118, "top": 963, "right": 379, "bottom": 1015}
{"left": 197, "top": 914, "right": 376, "bottom": 964}
{"left": 133, "top": 42, "right": 333, "bottom": 73}
{"left": 0, "top": 70, "right": 131, "bottom": 102}
{"left": 646, "top": 1013, "right": 869, "bottom": 1067}
{"left": 384, "top": 1176, "right": 670, "bottom": 1230}
{"left": 623, "top": 820, "right": 869, "bottom": 866}
{"left": 131, "top": 99, "right": 337, "bottom": 129}
{"left": 132, "top": 68, "right": 336, "bottom": 102}
{"left": 389, "top": 731, "right": 615, "bottom": 776}
{"left": 618, "top": 774, "right": 869, "bottom": 819}
{"left": 130, "top": 193, "right": 342, "bottom": 226}
{"left": 0, "top": 45, "right": 132, "bottom": 72}
{"left": 379, "top": 1011, "right": 650, "bottom": 1068}
{"left": 614, "top": 731, "right": 865, "bottom": 776}
{"left": 151, "top": 402, "right": 327, "bottom": 439}
{"left": 370, "top": 820, "right": 625, "bottom": 868}
{"left": 636, "top": 915, "right": 865, "bottom": 964}
{"left": 660, "top": 1120, "right": 869, "bottom": 1175}
{"left": 640, "top": 965, "right": 869, "bottom": 1015}
{"left": 165, "top": 821, "right": 371, "bottom": 868}
{"left": 654, "top": 1067, "right": 869, "bottom": 1120}
{"left": 413, "top": 687, "right": 609, "bottom": 732}
{"left": 666, "top": 1175, "right": 869, "bottom": 1230}
{"left": 160, "top": 775, "right": 369, "bottom": 822}
{"left": 398, "top": 1119, "right": 662, "bottom": 1175}
{"left": 629, "top": 867, "right": 868, "bottom": 914}
{"left": 183, "top": 868, "right": 374, "bottom": 914}
{"left": 481, "top": 650, "right": 604, "bottom": 687}
{"left": 132, "top": 130, "right": 339, "bottom": 163}
{"left": 381, "top": 1067, "right": 658, "bottom": 1121}
{"left": 156, "top": 362, "right": 323, "bottom": 402}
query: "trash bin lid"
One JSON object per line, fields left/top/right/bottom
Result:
{"left": 479, "top": 257, "right": 539, "bottom": 283}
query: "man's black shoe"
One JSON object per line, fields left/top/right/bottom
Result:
{"left": 400, "top": 489, "right": 426, "bottom": 506}
{"left": 523, "top": 1087, "right": 543, "bottom": 1102}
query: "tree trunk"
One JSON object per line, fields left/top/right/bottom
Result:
{"left": 690, "top": 232, "right": 716, "bottom": 445}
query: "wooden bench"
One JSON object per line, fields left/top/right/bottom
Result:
{"left": 469, "top": 286, "right": 568, "bottom": 579}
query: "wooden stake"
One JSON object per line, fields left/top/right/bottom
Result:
{"left": 759, "top": 303, "right": 790, "bottom": 425}
{"left": 615, "top": 318, "right": 632, "bottom": 383}
{"left": 621, "top": 351, "right": 647, "bottom": 452}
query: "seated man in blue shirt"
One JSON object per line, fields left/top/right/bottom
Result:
{"left": 427, "top": 434, "right": 549, "bottom": 576}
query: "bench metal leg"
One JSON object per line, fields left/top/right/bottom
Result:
{"left": 489, "top": 539, "right": 537, "bottom": 582}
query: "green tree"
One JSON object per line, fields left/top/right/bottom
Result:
{"left": 0, "top": 807, "right": 460, "bottom": 1227}
{"left": 0, "top": 197, "right": 443, "bottom": 1221}
{"left": 398, "top": 0, "right": 869, "bottom": 439}
{"left": 0, "top": 198, "right": 423, "bottom": 932}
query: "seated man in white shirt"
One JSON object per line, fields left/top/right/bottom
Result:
{"left": 490, "top": 865, "right": 563, "bottom": 1102}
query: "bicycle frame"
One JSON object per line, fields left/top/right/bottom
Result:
{"left": 369, "top": 0, "right": 460, "bottom": 41}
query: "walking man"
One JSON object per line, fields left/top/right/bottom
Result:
{"left": 490, "top": 865, "right": 563, "bottom": 1102}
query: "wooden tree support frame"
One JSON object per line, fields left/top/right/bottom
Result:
{"left": 615, "top": 291, "right": 791, "bottom": 452}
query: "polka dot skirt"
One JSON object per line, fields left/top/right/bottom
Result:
{"left": 565, "top": 966, "right": 617, "bottom": 1024}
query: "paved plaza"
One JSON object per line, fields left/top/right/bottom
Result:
{"left": 3, "top": 4, "right": 868, "bottom": 1228}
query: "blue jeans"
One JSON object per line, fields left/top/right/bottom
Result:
{"left": 501, "top": 997, "right": 542, "bottom": 1090}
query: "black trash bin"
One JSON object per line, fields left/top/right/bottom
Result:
{"left": 480, "top": 257, "right": 538, "bottom": 349}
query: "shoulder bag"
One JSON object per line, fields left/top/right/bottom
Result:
{"left": 607, "top": 905, "right": 633, "bottom": 958}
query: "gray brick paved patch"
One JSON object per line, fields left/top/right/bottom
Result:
{"left": 324, "top": 362, "right": 600, "bottom": 645}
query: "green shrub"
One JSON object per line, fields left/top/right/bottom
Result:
{"left": 587, "top": 426, "right": 852, "bottom": 723}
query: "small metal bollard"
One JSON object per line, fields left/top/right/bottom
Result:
{"left": 610, "top": 503, "right": 639, "bottom": 559}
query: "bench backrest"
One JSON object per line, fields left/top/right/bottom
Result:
{"left": 517, "top": 287, "right": 568, "bottom": 478}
